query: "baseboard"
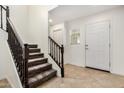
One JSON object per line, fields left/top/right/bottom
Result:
{"left": 111, "top": 71, "right": 124, "bottom": 76}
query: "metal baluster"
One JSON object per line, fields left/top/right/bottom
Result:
{"left": 61, "top": 45, "right": 64, "bottom": 77}
{"left": 55, "top": 44, "right": 57, "bottom": 62}
{"left": 56, "top": 45, "right": 58, "bottom": 64}
{"left": 24, "top": 44, "right": 29, "bottom": 88}
{"left": 52, "top": 40, "right": 53, "bottom": 58}
{"left": 50, "top": 39, "right": 51, "bottom": 56}
{"left": 1, "top": 6, "right": 3, "bottom": 29}
{"left": 53, "top": 43, "right": 55, "bottom": 60}
{"left": 59, "top": 47, "right": 61, "bottom": 66}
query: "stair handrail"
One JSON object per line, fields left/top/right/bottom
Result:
{"left": 2, "top": 6, "right": 29, "bottom": 88}
{"left": 48, "top": 36, "right": 64, "bottom": 77}
{"left": 7, "top": 18, "right": 24, "bottom": 48}
{"left": 0, "top": 5, "right": 8, "bottom": 31}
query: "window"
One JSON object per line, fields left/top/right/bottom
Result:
{"left": 70, "top": 29, "right": 80, "bottom": 45}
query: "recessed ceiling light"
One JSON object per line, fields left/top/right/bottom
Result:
{"left": 49, "top": 19, "right": 53, "bottom": 23}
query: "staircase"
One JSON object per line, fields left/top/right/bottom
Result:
{"left": 0, "top": 5, "right": 64, "bottom": 88}
{"left": 0, "top": 5, "right": 57, "bottom": 88}
{"left": 25, "top": 44, "right": 57, "bottom": 87}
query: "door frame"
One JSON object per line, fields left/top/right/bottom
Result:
{"left": 84, "top": 20, "right": 111, "bottom": 72}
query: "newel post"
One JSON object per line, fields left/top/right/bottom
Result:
{"left": 24, "top": 44, "right": 29, "bottom": 88}
{"left": 6, "top": 6, "right": 9, "bottom": 17}
{"left": 6, "top": 6, "right": 9, "bottom": 32}
{"left": 61, "top": 45, "right": 64, "bottom": 77}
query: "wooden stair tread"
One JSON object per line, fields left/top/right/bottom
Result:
{"left": 28, "top": 58, "right": 47, "bottom": 63}
{"left": 28, "top": 58, "right": 47, "bottom": 62}
{"left": 29, "top": 53, "right": 44, "bottom": 59}
{"left": 28, "top": 58, "right": 48, "bottom": 67}
{"left": 28, "top": 69, "right": 57, "bottom": 87}
{"left": 29, "top": 48, "right": 40, "bottom": 53}
{"left": 29, "top": 53, "right": 43, "bottom": 55}
{"left": 28, "top": 63, "right": 51, "bottom": 72}
{"left": 28, "top": 44, "right": 38, "bottom": 48}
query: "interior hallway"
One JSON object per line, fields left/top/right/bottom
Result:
{"left": 39, "top": 64, "right": 124, "bottom": 88}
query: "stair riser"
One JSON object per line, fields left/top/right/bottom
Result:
{"left": 29, "top": 49, "right": 40, "bottom": 53}
{"left": 28, "top": 45, "right": 38, "bottom": 48}
{"left": 28, "top": 64, "right": 52, "bottom": 78}
{"left": 28, "top": 59, "right": 48, "bottom": 67}
{"left": 29, "top": 71, "right": 56, "bottom": 88}
{"left": 29, "top": 54, "right": 44, "bottom": 59}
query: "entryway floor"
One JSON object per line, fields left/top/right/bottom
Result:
{"left": 0, "top": 79, "right": 11, "bottom": 88}
{"left": 39, "top": 64, "right": 124, "bottom": 88}
{"left": 1, "top": 64, "right": 124, "bottom": 88}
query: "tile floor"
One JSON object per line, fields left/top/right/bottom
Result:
{"left": 1, "top": 64, "right": 124, "bottom": 88}
{"left": 0, "top": 79, "right": 11, "bottom": 88}
{"left": 39, "top": 64, "right": 124, "bottom": 88}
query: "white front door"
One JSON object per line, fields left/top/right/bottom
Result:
{"left": 85, "top": 21, "right": 110, "bottom": 71}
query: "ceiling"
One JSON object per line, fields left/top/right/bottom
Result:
{"left": 49, "top": 5, "right": 120, "bottom": 25}
{"left": 47, "top": 5, "right": 58, "bottom": 11}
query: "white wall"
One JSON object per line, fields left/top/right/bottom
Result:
{"left": 27, "top": 6, "right": 61, "bottom": 76}
{"left": 0, "top": 29, "right": 22, "bottom": 87}
{"left": 9, "top": 5, "right": 28, "bottom": 43}
{"left": 5, "top": 41, "right": 22, "bottom": 88}
{"left": 49, "top": 23, "right": 67, "bottom": 46}
{"left": 65, "top": 6, "right": 124, "bottom": 76}
{"left": 27, "top": 6, "right": 48, "bottom": 54}
{"left": 0, "top": 30, "right": 8, "bottom": 80}
{"left": 9, "top": 5, "right": 49, "bottom": 52}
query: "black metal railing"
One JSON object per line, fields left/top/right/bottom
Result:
{"left": 48, "top": 36, "right": 64, "bottom": 77}
{"left": 0, "top": 5, "right": 28, "bottom": 87}
{"left": 0, "top": 5, "right": 8, "bottom": 31}
{"left": 7, "top": 19, "right": 24, "bottom": 85}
